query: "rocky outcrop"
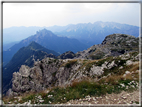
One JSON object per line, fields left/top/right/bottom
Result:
{"left": 75, "top": 34, "right": 139, "bottom": 60}
{"left": 53, "top": 34, "right": 139, "bottom": 61}
{"left": 6, "top": 51, "right": 139, "bottom": 96}
{"left": 58, "top": 51, "right": 76, "bottom": 59}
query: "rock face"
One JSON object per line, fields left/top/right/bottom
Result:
{"left": 3, "top": 41, "right": 58, "bottom": 94}
{"left": 7, "top": 51, "right": 139, "bottom": 96}
{"left": 55, "top": 34, "right": 139, "bottom": 60}
{"left": 75, "top": 34, "right": 139, "bottom": 60}
{"left": 58, "top": 51, "right": 76, "bottom": 59}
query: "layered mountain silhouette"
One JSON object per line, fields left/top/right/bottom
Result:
{"left": 58, "top": 34, "right": 139, "bottom": 60}
{"left": 54, "top": 21, "right": 139, "bottom": 46}
{"left": 3, "top": 33, "right": 139, "bottom": 96}
{"left": 3, "top": 41, "right": 58, "bottom": 93}
{"left": 3, "top": 29, "right": 88, "bottom": 66}
{"left": 4, "top": 21, "right": 139, "bottom": 46}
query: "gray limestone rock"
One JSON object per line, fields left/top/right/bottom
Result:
{"left": 8, "top": 46, "right": 139, "bottom": 96}
{"left": 19, "top": 65, "right": 30, "bottom": 77}
{"left": 90, "top": 65, "right": 104, "bottom": 76}
{"left": 6, "top": 89, "right": 13, "bottom": 97}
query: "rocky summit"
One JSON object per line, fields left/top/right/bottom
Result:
{"left": 57, "top": 51, "right": 76, "bottom": 59}
{"left": 75, "top": 33, "right": 139, "bottom": 59}
{"left": 57, "top": 33, "right": 139, "bottom": 60}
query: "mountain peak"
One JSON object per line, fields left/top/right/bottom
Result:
{"left": 27, "top": 41, "right": 59, "bottom": 56}
{"left": 101, "top": 33, "right": 137, "bottom": 45}
{"left": 27, "top": 41, "right": 42, "bottom": 50}
{"left": 36, "top": 28, "right": 56, "bottom": 37}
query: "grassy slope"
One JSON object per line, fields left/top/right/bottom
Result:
{"left": 3, "top": 52, "right": 140, "bottom": 104}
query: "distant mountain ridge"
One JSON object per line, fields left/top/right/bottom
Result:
{"left": 3, "top": 26, "right": 45, "bottom": 44}
{"left": 3, "top": 29, "right": 88, "bottom": 66}
{"left": 4, "top": 21, "right": 139, "bottom": 45}
{"left": 3, "top": 41, "right": 58, "bottom": 94}
{"left": 53, "top": 21, "right": 139, "bottom": 46}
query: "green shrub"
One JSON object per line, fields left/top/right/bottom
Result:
{"left": 65, "top": 59, "right": 77, "bottom": 68}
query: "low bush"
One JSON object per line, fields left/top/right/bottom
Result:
{"left": 65, "top": 59, "right": 77, "bottom": 68}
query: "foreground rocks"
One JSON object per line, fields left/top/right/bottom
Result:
{"left": 65, "top": 89, "right": 140, "bottom": 105}
{"left": 6, "top": 51, "right": 139, "bottom": 97}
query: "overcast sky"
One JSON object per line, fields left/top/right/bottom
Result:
{"left": 3, "top": 2, "right": 140, "bottom": 28}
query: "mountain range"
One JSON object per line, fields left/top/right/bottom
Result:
{"left": 53, "top": 21, "right": 139, "bottom": 46}
{"left": 3, "top": 29, "right": 88, "bottom": 66}
{"left": 3, "top": 33, "right": 140, "bottom": 98}
{"left": 3, "top": 26, "right": 45, "bottom": 44}
{"left": 3, "top": 33, "right": 139, "bottom": 94}
{"left": 2, "top": 21, "right": 140, "bottom": 94}
{"left": 3, "top": 41, "right": 58, "bottom": 93}
{"left": 3, "top": 21, "right": 139, "bottom": 46}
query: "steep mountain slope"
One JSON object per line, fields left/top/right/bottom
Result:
{"left": 3, "top": 26, "right": 44, "bottom": 44}
{"left": 75, "top": 33, "right": 139, "bottom": 59}
{"left": 57, "top": 51, "right": 76, "bottom": 59}
{"left": 54, "top": 21, "right": 139, "bottom": 46}
{"left": 57, "top": 34, "right": 139, "bottom": 60}
{"left": 3, "top": 29, "right": 87, "bottom": 66}
{"left": 3, "top": 41, "right": 58, "bottom": 94}
{"left": 3, "top": 41, "right": 19, "bottom": 51}
{"left": 6, "top": 49, "right": 139, "bottom": 102}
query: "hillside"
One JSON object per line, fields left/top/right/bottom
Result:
{"left": 58, "top": 34, "right": 139, "bottom": 60}
{"left": 3, "top": 41, "right": 58, "bottom": 94}
{"left": 3, "top": 29, "right": 88, "bottom": 66}
{"left": 3, "top": 33, "right": 140, "bottom": 105}
{"left": 4, "top": 51, "right": 139, "bottom": 105}
{"left": 75, "top": 33, "right": 139, "bottom": 59}
{"left": 3, "top": 26, "right": 44, "bottom": 44}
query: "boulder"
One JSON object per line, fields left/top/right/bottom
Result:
{"left": 6, "top": 89, "right": 13, "bottom": 97}
{"left": 19, "top": 65, "right": 30, "bottom": 77}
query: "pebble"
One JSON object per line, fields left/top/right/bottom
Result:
{"left": 122, "top": 96, "right": 127, "bottom": 99}
{"left": 64, "top": 89, "right": 139, "bottom": 105}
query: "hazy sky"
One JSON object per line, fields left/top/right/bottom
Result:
{"left": 3, "top": 2, "right": 140, "bottom": 28}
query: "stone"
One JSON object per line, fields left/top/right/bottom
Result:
{"left": 125, "top": 71, "right": 130, "bottom": 74}
{"left": 90, "top": 65, "right": 104, "bottom": 76}
{"left": 126, "top": 60, "right": 133, "bottom": 66}
{"left": 19, "top": 65, "right": 30, "bottom": 77}
{"left": 107, "top": 61, "right": 116, "bottom": 69}
{"left": 6, "top": 88, "right": 13, "bottom": 97}
{"left": 119, "top": 66, "right": 123, "bottom": 69}
{"left": 21, "top": 85, "right": 30, "bottom": 92}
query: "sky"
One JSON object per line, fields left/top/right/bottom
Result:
{"left": 3, "top": 2, "right": 140, "bottom": 28}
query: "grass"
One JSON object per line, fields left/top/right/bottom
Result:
{"left": 3, "top": 51, "right": 139, "bottom": 104}
{"left": 4, "top": 74, "right": 139, "bottom": 104}
{"left": 61, "top": 59, "right": 77, "bottom": 68}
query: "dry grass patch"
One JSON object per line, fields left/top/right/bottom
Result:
{"left": 104, "top": 75, "right": 124, "bottom": 85}
{"left": 129, "top": 62, "right": 139, "bottom": 72}
{"left": 60, "top": 59, "right": 77, "bottom": 68}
